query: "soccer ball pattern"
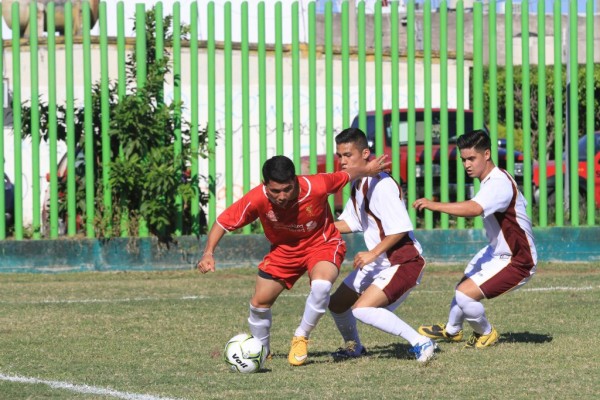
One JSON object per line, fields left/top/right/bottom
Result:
{"left": 223, "top": 333, "right": 266, "bottom": 373}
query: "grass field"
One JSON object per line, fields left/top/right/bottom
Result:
{"left": 1, "top": 262, "right": 599, "bottom": 399}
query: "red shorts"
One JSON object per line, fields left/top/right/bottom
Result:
{"left": 258, "top": 238, "right": 346, "bottom": 289}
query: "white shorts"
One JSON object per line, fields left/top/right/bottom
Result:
{"left": 465, "top": 246, "right": 537, "bottom": 299}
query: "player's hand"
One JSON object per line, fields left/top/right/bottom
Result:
{"left": 413, "top": 197, "right": 433, "bottom": 212}
{"left": 197, "top": 254, "right": 215, "bottom": 274}
{"left": 353, "top": 251, "right": 377, "bottom": 270}
{"left": 368, "top": 154, "right": 392, "bottom": 175}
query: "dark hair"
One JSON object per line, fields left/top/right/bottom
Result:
{"left": 262, "top": 155, "right": 296, "bottom": 184}
{"left": 457, "top": 129, "right": 491, "bottom": 152}
{"left": 335, "top": 127, "right": 369, "bottom": 151}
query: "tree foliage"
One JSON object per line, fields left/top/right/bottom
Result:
{"left": 481, "top": 64, "right": 600, "bottom": 160}
{"left": 21, "top": 7, "right": 209, "bottom": 239}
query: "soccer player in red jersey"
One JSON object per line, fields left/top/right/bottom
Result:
{"left": 197, "top": 154, "right": 390, "bottom": 366}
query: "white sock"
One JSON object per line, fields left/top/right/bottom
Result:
{"left": 294, "top": 280, "right": 332, "bottom": 338}
{"left": 330, "top": 309, "right": 362, "bottom": 347}
{"left": 446, "top": 296, "right": 465, "bottom": 335}
{"left": 455, "top": 291, "right": 492, "bottom": 335}
{"left": 353, "top": 307, "right": 425, "bottom": 346}
{"left": 248, "top": 304, "right": 272, "bottom": 354}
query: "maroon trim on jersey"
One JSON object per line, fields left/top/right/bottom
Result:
{"left": 361, "top": 175, "right": 421, "bottom": 265}
{"left": 494, "top": 169, "right": 534, "bottom": 269}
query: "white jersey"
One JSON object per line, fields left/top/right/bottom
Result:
{"left": 471, "top": 167, "right": 537, "bottom": 268}
{"left": 339, "top": 173, "right": 422, "bottom": 267}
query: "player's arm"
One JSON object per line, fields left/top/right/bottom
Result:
{"left": 344, "top": 154, "right": 391, "bottom": 181}
{"left": 334, "top": 220, "right": 352, "bottom": 234}
{"left": 197, "top": 223, "right": 227, "bottom": 274}
{"left": 353, "top": 232, "right": 405, "bottom": 269}
{"left": 412, "top": 198, "right": 483, "bottom": 217}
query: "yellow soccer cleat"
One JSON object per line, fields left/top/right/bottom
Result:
{"left": 464, "top": 326, "right": 499, "bottom": 349}
{"left": 418, "top": 323, "right": 463, "bottom": 342}
{"left": 288, "top": 336, "right": 309, "bottom": 366}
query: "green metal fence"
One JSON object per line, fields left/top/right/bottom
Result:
{"left": 0, "top": 0, "right": 598, "bottom": 241}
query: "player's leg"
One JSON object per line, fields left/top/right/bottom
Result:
{"left": 460, "top": 258, "right": 534, "bottom": 349}
{"left": 329, "top": 282, "right": 364, "bottom": 360}
{"left": 248, "top": 271, "right": 287, "bottom": 356}
{"left": 351, "top": 262, "right": 436, "bottom": 362}
{"left": 419, "top": 247, "right": 491, "bottom": 343}
{"left": 288, "top": 260, "right": 338, "bottom": 366}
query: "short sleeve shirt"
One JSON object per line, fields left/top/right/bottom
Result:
{"left": 339, "top": 173, "right": 422, "bottom": 266}
{"left": 471, "top": 167, "right": 537, "bottom": 267}
{"left": 217, "top": 171, "right": 350, "bottom": 253}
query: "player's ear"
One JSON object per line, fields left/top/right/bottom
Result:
{"left": 362, "top": 147, "right": 371, "bottom": 160}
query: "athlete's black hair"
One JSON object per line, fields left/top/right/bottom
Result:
{"left": 457, "top": 129, "right": 491, "bottom": 152}
{"left": 335, "top": 127, "right": 369, "bottom": 151}
{"left": 262, "top": 155, "right": 296, "bottom": 184}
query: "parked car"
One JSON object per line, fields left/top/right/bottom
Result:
{"left": 4, "top": 173, "right": 14, "bottom": 225}
{"left": 533, "top": 132, "right": 600, "bottom": 209}
{"left": 302, "top": 108, "right": 525, "bottom": 210}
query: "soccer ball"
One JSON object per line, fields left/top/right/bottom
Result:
{"left": 223, "top": 333, "right": 266, "bottom": 373}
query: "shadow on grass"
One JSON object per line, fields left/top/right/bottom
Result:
{"left": 500, "top": 331, "right": 553, "bottom": 344}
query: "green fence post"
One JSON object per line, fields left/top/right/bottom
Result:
{"left": 473, "top": 2, "right": 483, "bottom": 229}
{"left": 521, "top": 5, "right": 533, "bottom": 218}
{"left": 505, "top": 1, "right": 515, "bottom": 194}
{"left": 308, "top": 1, "right": 317, "bottom": 173}
{"left": 424, "top": 0, "right": 433, "bottom": 229}
{"left": 292, "top": 1, "right": 301, "bottom": 173}
{"left": 223, "top": 2, "right": 233, "bottom": 207}
{"left": 439, "top": 0, "right": 449, "bottom": 229}
{"left": 11, "top": 2, "right": 23, "bottom": 239}
{"left": 357, "top": 1, "right": 366, "bottom": 133}
{"left": 207, "top": 1, "right": 216, "bottom": 226}
{"left": 553, "top": 0, "right": 564, "bottom": 226}
{"left": 190, "top": 1, "right": 200, "bottom": 236}
{"left": 47, "top": 2, "right": 58, "bottom": 238}
{"left": 275, "top": 1, "right": 284, "bottom": 156}
{"left": 136, "top": 3, "right": 148, "bottom": 236}
{"left": 29, "top": 1, "right": 40, "bottom": 239}
{"left": 374, "top": 1, "right": 383, "bottom": 157}
{"left": 0, "top": 9, "right": 4, "bottom": 239}
{"left": 407, "top": 1, "right": 416, "bottom": 225}
{"left": 585, "top": 0, "right": 595, "bottom": 226}
{"left": 456, "top": 0, "right": 465, "bottom": 229}
{"left": 258, "top": 2, "right": 267, "bottom": 172}
{"left": 173, "top": 2, "right": 183, "bottom": 236}
{"left": 326, "top": 0, "right": 334, "bottom": 210}
{"left": 83, "top": 1, "right": 95, "bottom": 238}
{"left": 341, "top": 1, "right": 351, "bottom": 203}
{"left": 568, "top": 0, "right": 579, "bottom": 226}
{"left": 537, "top": 0, "right": 547, "bottom": 227}
{"left": 100, "top": 1, "right": 112, "bottom": 236}
{"left": 117, "top": 1, "right": 128, "bottom": 236}
{"left": 241, "top": 2, "right": 251, "bottom": 234}
{"left": 488, "top": 2, "right": 498, "bottom": 162}
{"left": 390, "top": 1, "right": 400, "bottom": 186}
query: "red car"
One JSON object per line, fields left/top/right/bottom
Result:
{"left": 302, "top": 109, "right": 525, "bottom": 210}
{"left": 533, "top": 132, "right": 600, "bottom": 209}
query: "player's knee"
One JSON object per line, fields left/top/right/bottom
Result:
{"left": 310, "top": 279, "right": 333, "bottom": 309}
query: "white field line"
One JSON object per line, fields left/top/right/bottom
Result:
{"left": 0, "top": 373, "right": 184, "bottom": 400}
{"left": 0, "top": 295, "right": 207, "bottom": 305}
{"left": 0, "top": 286, "right": 597, "bottom": 305}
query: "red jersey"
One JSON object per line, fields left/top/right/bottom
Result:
{"left": 217, "top": 172, "right": 350, "bottom": 253}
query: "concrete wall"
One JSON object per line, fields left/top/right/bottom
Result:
{"left": 1, "top": 227, "right": 598, "bottom": 273}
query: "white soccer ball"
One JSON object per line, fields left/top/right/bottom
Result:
{"left": 223, "top": 333, "right": 267, "bottom": 373}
